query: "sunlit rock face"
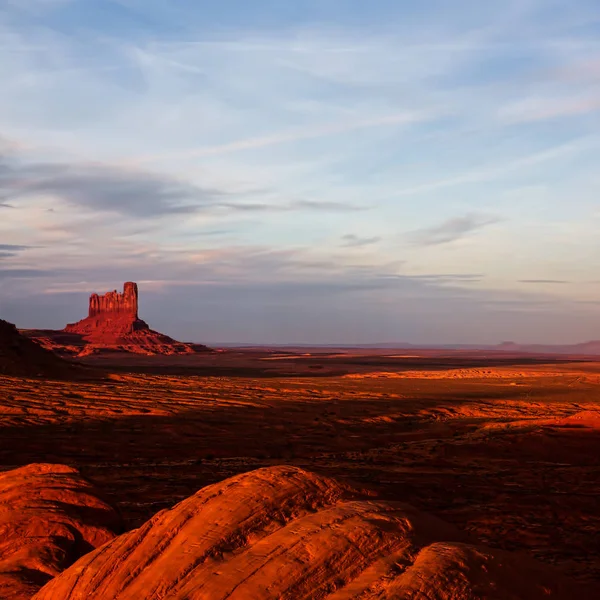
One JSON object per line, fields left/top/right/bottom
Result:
{"left": 65, "top": 281, "right": 150, "bottom": 338}
{"left": 60, "top": 282, "right": 208, "bottom": 355}
{"left": 33, "top": 466, "right": 594, "bottom": 600}
{"left": 88, "top": 281, "right": 139, "bottom": 319}
{"left": 0, "top": 464, "right": 121, "bottom": 600}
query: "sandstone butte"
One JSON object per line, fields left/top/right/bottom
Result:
{"left": 25, "top": 282, "right": 209, "bottom": 357}
{"left": 0, "top": 464, "right": 121, "bottom": 600}
{"left": 32, "top": 466, "right": 594, "bottom": 600}
{"left": 0, "top": 319, "right": 80, "bottom": 377}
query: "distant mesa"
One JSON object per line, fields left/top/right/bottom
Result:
{"left": 65, "top": 281, "right": 151, "bottom": 339}
{"left": 24, "top": 282, "right": 210, "bottom": 357}
{"left": 89, "top": 281, "right": 140, "bottom": 319}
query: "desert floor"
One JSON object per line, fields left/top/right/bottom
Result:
{"left": 1, "top": 349, "right": 599, "bottom": 584}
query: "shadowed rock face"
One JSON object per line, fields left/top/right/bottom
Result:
{"left": 0, "top": 319, "right": 78, "bottom": 377}
{"left": 0, "top": 464, "right": 121, "bottom": 600}
{"left": 33, "top": 466, "right": 593, "bottom": 600}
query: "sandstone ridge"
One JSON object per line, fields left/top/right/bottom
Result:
{"left": 34, "top": 466, "right": 593, "bottom": 600}
{"left": 0, "top": 463, "right": 121, "bottom": 600}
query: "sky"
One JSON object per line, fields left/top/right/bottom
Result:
{"left": 1, "top": 0, "right": 600, "bottom": 344}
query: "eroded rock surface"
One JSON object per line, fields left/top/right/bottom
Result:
{"left": 0, "top": 464, "right": 121, "bottom": 599}
{"left": 33, "top": 466, "right": 591, "bottom": 600}
{"left": 0, "top": 319, "right": 79, "bottom": 377}
{"left": 27, "top": 282, "right": 210, "bottom": 356}
{"left": 88, "top": 281, "right": 139, "bottom": 319}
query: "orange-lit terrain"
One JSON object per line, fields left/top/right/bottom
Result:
{"left": 1, "top": 347, "right": 599, "bottom": 597}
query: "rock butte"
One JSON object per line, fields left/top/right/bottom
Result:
{"left": 26, "top": 282, "right": 210, "bottom": 357}
{"left": 0, "top": 464, "right": 121, "bottom": 600}
{"left": 33, "top": 466, "right": 593, "bottom": 600}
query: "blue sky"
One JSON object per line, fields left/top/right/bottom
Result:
{"left": 1, "top": 0, "right": 600, "bottom": 344}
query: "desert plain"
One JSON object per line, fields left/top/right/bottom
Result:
{"left": 1, "top": 347, "right": 599, "bottom": 595}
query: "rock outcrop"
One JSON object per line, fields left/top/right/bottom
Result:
{"left": 33, "top": 466, "right": 593, "bottom": 600}
{"left": 89, "top": 281, "right": 139, "bottom": 319}
{"left": 0, "top": 464, "right": 121, "bottom": 600}
{"left": 0, "top": 319, "right": 80, "bottom": 377}
{"left": 26, "top": 282, "right": 210, "bottom": 356}
{"left": 65, "top": 281, "right": 152, "bottom": 339}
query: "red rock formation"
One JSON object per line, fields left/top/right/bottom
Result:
{"left": 89, "top": 281, "right": 139, "bottom": 319}
{"left": 33, "top": 466, "right": 595, "bottom": 600}
{"left": 0, "top": 319, "right": 81, "bottom": 377}
{"left": 65, "top": 282, "right": 150, "bottom": 338}
{"left": 60, "top": 282, "right": 209, "bottom": 356}
{"left": 0, "top": 463, "right": 121, "bottom": 600}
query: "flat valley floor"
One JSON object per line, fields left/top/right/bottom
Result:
{"left": 1, "top": 349, "right": 599, "bottom": 585}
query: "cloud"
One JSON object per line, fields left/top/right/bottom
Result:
{"left": 0, "top": 244, "right": 34, "bottom": 259}
{"left": 129, "top": 110, "right": 432, "bottom": 164}
{"left": 341, "top": 234, "right": 381, "bottom": 247}
{"left": 0, "top": 154, "right": 223, "bottom": 218}
{"left": 499, "top": 97, "right": 600, "bottom": 123}
{"left": 0, "top": 234, "right": 583, "bottom": 345}
{"left": 0, "top": 149, "right": 365, "bottom": 219}
{"left": 293, "top": 200, "right": 367, "bottom": 211}
{"left": 408, "top": 214, "right": 502, "bottom": 246}
{"left": 519, "top": 279, "right": 571, "bottom": 284}
{"left": 0, "top": 244, "right": 32, "bottom": 251}
{"left": 408, "top": 273, "right": 484, "bottom": 282}
{"left": 0, "top": 268, "right": 57, "bottom": 279}
{"left": 217, "top": 199, "right": 365, "bottom": 213}
{"left": 392, "top": 138, "right": 596, "bottom": 198}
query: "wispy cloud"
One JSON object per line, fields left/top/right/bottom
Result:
{"left": 0, "top": 244, "right": 35, "bottom": 259}
{"left": 128, "top": 111, "right": 432, "bottom": 164}
{"left": 499, "top": 96, "right": 600, "bottom": 123}
{"left": 0, "top": 157, "right": 221, "bottom": 218}
{"left": 341, "top": 234, "right": 381, "bottom": 247}
{"left": 0, "top": 244, "right": 32, "bottom": 251}
{"left": 408, "top": 214, "right": 502, "bottom": 246}
{"left": 519, "top": 279, "right": 571, "bottom": 284}
{"left": 392, "top": 138, "right": 596, "bottom": 198}
{"left": 217, "top": 199, "right": 365, "bottom": 213}
{"left": 0, "top": 147, "right": 366, "bottom": 218}
{"left": 0, "top": 268, "right": 58, "bottom": 279}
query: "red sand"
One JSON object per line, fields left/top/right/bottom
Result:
{"left": 1, "top": 349, "right": 599, "bottom": 597}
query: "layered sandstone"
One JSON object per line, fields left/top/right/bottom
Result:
{"left": 0, "top": 464, "right": 121, "bottom": 600}
{"left": 56, "top": 282, "right": 208, "bottom": 356}
{"left": 65, "top": 281, "right": 150, "bottom": 339}
{"left": 34, "top": 466, "right": 592, "bottom": 600}
{"left": 89, "top": 281, "right": 139, "bottom": 319}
